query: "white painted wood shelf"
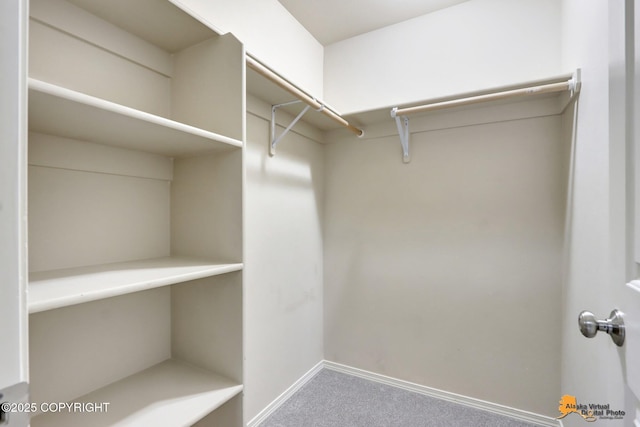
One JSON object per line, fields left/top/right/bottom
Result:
{"left": 28, "top": 79, "right": 243, "bottom": 157}
{"left": 29, "top": 257, "right": 243, "bottom": 313}
{"left": 30, "top": 358, "right": 243, "bottom": 427}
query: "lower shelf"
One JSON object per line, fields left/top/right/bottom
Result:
{"left": 30, "top": 359, "right": 243, "bottom": 427}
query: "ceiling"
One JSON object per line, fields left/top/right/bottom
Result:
{"left": 277, "top": 0, "right": 471, "bottom": 45}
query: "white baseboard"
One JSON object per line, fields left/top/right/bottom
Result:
{"left": 323, "top": 361, "right": 561, "bottom": 427}
{"left": 246, "top": 360, "right": 324, "bottom": 427}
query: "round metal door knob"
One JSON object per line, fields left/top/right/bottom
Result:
{"left": 578, "top": 311, "right": 599, "bottom": 338}
{"left": 578, "top": 309, "right": 625, "bottom": 347}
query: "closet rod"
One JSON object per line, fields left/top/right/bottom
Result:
{"left": 246, "top": 55, "right": 364, "bottom": 136}
{"left": 393, "top": 78, "right": 577, "bottom": 117}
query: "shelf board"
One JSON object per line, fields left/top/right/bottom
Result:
{"left": 29, "top": 257, "right": 243, "bottom": 313}
{"left": 28, "top": 79, "right": 242, "bottom": 157}
{"left": 31, "top": 359, "right": 242, "bottom": 427}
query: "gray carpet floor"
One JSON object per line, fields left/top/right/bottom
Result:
{"left": 259, "top": 369, "right": 543, "bottom": 427}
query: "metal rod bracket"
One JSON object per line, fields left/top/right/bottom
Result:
{"left": 270, "top": 100, "right": 310, "bottom": 157}
{"left": 391, "top": 107, "right": 410, "bottom": 163}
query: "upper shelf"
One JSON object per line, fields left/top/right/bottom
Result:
{"left": 65, "top": 0, "right": 221, "bottom": 52}
{"left": 29, "top": 79, "right": 243, "bottom": 157}
{"left": 29, "top": 257, "right": 244, "bottom": 313}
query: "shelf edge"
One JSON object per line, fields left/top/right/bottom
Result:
{"left": 29, "top": 78, "right": 243, "bottom": 149}
{"left": 29, "top": 261, "right": 243, "bottom": 314}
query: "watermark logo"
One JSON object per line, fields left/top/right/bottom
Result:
{"left": 557, "top": 395, "right": 625, "bottom": 422}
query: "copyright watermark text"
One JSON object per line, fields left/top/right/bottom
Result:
{"left": 1, "top": 401, "right": 110, "bottom": 414}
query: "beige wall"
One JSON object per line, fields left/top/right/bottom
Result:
{"left": 324, "top": 0, "right": 563, "bottom": 114}
{"left": 323, "top": 110, "right": 566, "bottom": 416}
{"left": 243, "top": 96, "right": 325, "bottom": 422}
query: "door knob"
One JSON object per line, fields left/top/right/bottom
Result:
{"left": 578, "top": 309, "right": 625, "bottom": 346}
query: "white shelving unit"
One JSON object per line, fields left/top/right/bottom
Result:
{"left": 26, "top": 0, "right": 245, "bottom": 425}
